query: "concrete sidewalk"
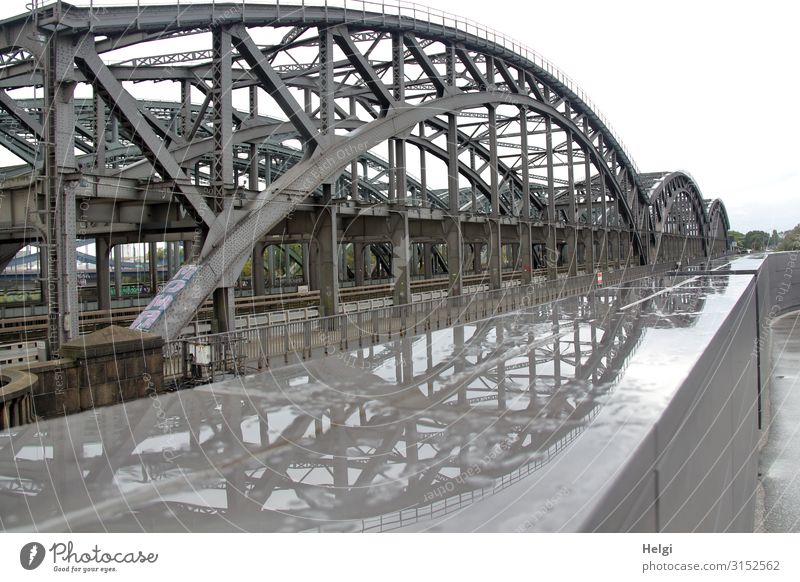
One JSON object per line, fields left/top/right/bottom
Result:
{"left": 757, "top": 310, "right": 800, "bottom": 532}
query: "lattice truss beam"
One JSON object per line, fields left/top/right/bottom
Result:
{"left": 0, "top": 2, "right": 730, "bottom": 342}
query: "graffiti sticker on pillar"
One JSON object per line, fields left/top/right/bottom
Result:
{"left": 131, "top": 265, "right": 199, "bottom": 331}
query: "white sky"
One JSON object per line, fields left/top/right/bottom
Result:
{"left": 3, "top": 0, "right": 798, "bottom": 233}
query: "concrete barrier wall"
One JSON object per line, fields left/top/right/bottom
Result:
{"left": 583, "top": 253, "right": 799, "bottom": 531}
{"left": 583, "top": 274, "right": 760, "bottom": 532}
{"left": 427, "top": 253, "right": 799, "bottom": 532}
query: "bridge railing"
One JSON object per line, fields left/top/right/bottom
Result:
{"left": 163, "top": 262, "right": 675, "bottom": 382}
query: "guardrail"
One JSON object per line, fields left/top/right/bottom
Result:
{"left": 0, "top": 340, "right": 46, "bottom": 367}
{"left": 0, "top": 270, "right": 526, "bottom": 339}
{"left": 163, "top": 262, "right": 672, "bottom": 382}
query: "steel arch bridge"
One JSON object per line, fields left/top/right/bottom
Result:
{"left": 0, "top": 0, "right": 730, "bottom": 349}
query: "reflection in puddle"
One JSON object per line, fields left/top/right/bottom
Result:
{"left": 0, "top": 274, "right": 739, "bottom": 531}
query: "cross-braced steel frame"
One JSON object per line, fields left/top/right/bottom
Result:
{"left": 0, "top": 1, "right": 731, "bottom": 350}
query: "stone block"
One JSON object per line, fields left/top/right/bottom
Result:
{"left": 79, "top": 384, "right": 94, "bottom": 410}
{"left": 61, "top": 325, "right": 164, "bottom": 360}
{"left": 92, "top": 382, "right": 117, "bottom": 408}
{"left": 145, "top": 352, "right": 163, "bottom": 376}
{"left": 89, "top": 361, "right": 106, "bottom": 385}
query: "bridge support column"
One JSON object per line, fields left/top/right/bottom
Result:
{"left": 600, "top": 228, "right": 609, "bottom": 271}
{"left": 338, "top": 244, "right": 348, "bottom": 284}
{"left": 315, "top": 184, "right": 339, "bottom": 316}
{"left": 580, "top": 117, "right": 596, "bottom": 273}
{"left": 213, "top": 287, "right": 235, "bottom": 333}
{"left": 545, "top": 114, "right": 558, "bottom": 281}
{"left": 445, "top": 225, "right": 463, "bottom": 296}
{"left": 112, "top": 244, "right": 123, "bottom": 301}
{"left": 566, "top": 228, "right": 578, "bottom": 276}
{"left": 354, "top": 242, "right": 365, "bottom": 287}
{"left": 487, "top": 103, "right": 502, "bottom": 290}
{"left": 267, "top": 245, "right": 276, "bottom": 289}
{"left": 446, "top": 110, "right": 463, "bottom": 297}
{"left": 306, "top": 242, "right": 317, "bottom": 289}
{"left": 148, "top": 242, "right": 158, "bottom": 294}
{"left": 182, "top": 240, "right": 194, "bottom": 264}
{"left": 561, "top": 111, "right": 579, "bottom": 277}
{"left": 519, "top": 105, "right": 533, "bottom": 285}
{"left": 302, "top": 242, "right": 311, "bottom": 286}
{"left": 96, "top": 235, "right": 111, "bottom": 311}
{"left": 284, "top": 244, "right": 292, "bottom": 285}
{"left": 164, "top": 242, "right": 172, "bottom": 278}
{"left": 390, "top": 212, "right": 411, "bottom": 306}
{"left": 423, "top": 243, "right": 433, "bottom": 278}
{"left": 252, "top": 241, "right": 266, "bottom": 296}
{"left": 43, "top": 32, "right": 79, "bottom": 354}
{"left": 488, "top": 221, "right": 502, "bottom": 289}
{"left": 520, "top": 225, "right": 532, "bottom": 284}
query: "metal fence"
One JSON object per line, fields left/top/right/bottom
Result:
{"left": 163, "top": 262, "right": 674, "bottom": 382}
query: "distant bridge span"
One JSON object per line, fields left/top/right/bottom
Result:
{"left": 0, "top": 1, "right": 730, "bottom": 348}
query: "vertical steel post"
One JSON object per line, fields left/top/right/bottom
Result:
{"left": 96, "top": 235, "right": 110, "bottom": 311}
{"left": 545, "top": 112, "right": 557, "bottom": 280}
{"left": 211, "top": 25, "right": 235, "bottom": 332}
{"left": 43, "top": 31, "right": 79, "bottom": 353}
{"left": 519, "top": 105, "right": 533, "bottom": 284}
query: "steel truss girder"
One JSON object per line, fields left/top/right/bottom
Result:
{"left": 331, "top": 26, "right": 395, "bottom": 111}
{"left": 73, "top": 44, "right": 216, "bottom": 228}
{"left": 229, "top": 25, "right": 322, "bottom": 150}
{"left": 8, "top": 1, "right": 646, "bottom": 193}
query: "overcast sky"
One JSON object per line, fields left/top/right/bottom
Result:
{"left": 3, "top": 0, "right": 798, "bottom": 233}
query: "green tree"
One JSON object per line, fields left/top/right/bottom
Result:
{"left": 240, "top": 257, "right": 252, "bottom": 277}
{"left": 727, "top": 230, "right": 744, "bottom": 247}
{"left": 743, "top": 230, "right": 769, "bottom": 251}
{"left": 778, "top": 224, "right": 800, "bottom": 251}
{"left": 768, "top": 229, "right": 781, "bottom": 248}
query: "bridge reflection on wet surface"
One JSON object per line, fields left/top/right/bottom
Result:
{"left": 0, "top": 273, "right": 737, "bottom": 532}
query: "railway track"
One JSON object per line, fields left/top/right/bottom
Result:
{"left": 0, "top": 270, "right": 532, "bottom": 341}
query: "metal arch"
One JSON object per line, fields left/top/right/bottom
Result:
{"left": 707, "top": 198, "right": 731, "bottom": 233}
{"left": 645, "top": 171, "right": 713, "bottom": 258}
{"left": 131, "top": 89, "right": 646, "bottom": 340}
{"left": 706, "top": 198, "right": 731, "bottom": 251}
